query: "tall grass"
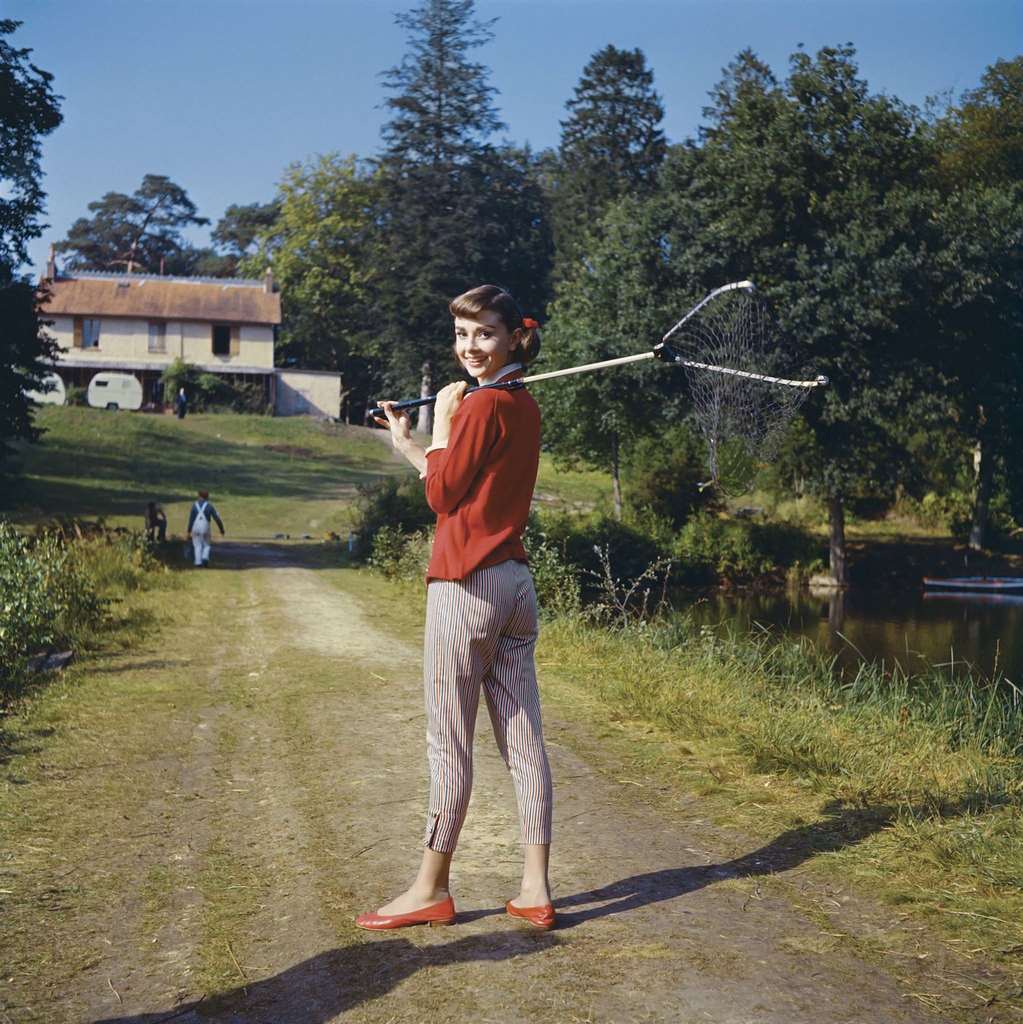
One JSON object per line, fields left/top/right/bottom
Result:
{"left": 538, "top": 611, "right": 1023, "bottom": 958}
{"left": 545, "top": 614, "right": 1021, "bottom": 809}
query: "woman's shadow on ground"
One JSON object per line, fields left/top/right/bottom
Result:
{"left": 553, "top": 795, "right": 988, "bottom": 927}
{"left": 93, "top": 798, "right": 973, "bottom": 1022}
{"left": 93, "top": 930, "right": 556, "bottom": 1024}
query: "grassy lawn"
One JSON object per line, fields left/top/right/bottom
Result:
{"left": 2, "top": 407, "right": 615, "bottom": 538}
{"left": 3, "top": 407, "right": 407, "bottom": 538}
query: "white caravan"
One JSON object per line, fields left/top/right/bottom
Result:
{"left": 87, "top": 372, "right": 143, "bottom": 411}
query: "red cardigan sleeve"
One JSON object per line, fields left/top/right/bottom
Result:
{"left": 424, "top": 394, "right": 499, "bottom": 515}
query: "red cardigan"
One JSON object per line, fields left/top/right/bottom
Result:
{"left": 423, "top": 377, "right": 540, "bottom": 582}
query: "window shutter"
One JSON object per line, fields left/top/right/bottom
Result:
{"left": 230, "top": 325, "right": 240, "bottom": 356}
{"left": 73, "top": 317, "right": 83, "bottom": 348}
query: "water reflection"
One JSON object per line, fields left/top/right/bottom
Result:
{"left": 675, "top": 587, "right": 1023, "bottom": 683}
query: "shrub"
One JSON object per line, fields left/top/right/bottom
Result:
{"left": 0, "top": 522, "right": 105, "bottom": 699}
{"left": 623, "top": 423, "right": 719, "bottom": 526}
{"left": 672, "top": 513, "right": 819, "bottom": 583}
{"left": 160, "top": 358, "right": 270, "bottom": 414}
{"left": 369, "top": 525, "right": 431, "bottom": 582}
{"left": 0, "top": 521, "right": 162, "bottom": 701}
{"left": 160, "top": 358, "right": 203, "bottom": 405}
{"left": 353, "top": 477, "right": 434, "bottom": 556}
{"left": 65, "top": 384, "right": 87, "bottom": 407}
{"left": 523, "top": 525, "right": 581, "bottom": 615}
{"left": 533, "top": 509, "right": 667, "bottom": 599}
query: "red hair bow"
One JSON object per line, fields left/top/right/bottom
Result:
{"left": 522, "top": 317, "right": 539, "bottom": 329}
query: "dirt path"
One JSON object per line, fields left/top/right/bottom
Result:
{"left": 3, "top": 543, "right": 1010, "bottom": 1023}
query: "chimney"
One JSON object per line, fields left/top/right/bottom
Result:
{"left": 46, "top": 243, "right": 57, "bottom": 280}
{"left": 264, "top": 268, "right": 274, "bottom": 294}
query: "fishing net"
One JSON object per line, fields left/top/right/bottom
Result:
{"left": 658, "top": 288, "right": 821, "bottom": 495}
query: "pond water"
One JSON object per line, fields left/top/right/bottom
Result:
{"left": 674, "top": 587, "right": 1023, "bottom": 684}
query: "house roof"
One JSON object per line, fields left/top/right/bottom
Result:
{"left": 40, "top": 272, "right": 281, "bottom": 325}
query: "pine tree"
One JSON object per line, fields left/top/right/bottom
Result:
{"left": 57, "top": 174, "right": 209, "bottom": 275}
{"left": 374, "top": 0, "right": 505, "bottom": 406}
{"left": 553, "top": 45, "right": 666, "bottom": 275}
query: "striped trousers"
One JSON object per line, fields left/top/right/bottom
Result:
{"left": 423, "top": 559, "right": 553, "bottom": 853}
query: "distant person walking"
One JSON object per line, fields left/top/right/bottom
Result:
{"left": 187, "top": 490, "right": 225, "bottom": 567}
{"left": 144, "top": 501, "right": 167, "bottom": 543}
{"left": 175, "top": 387, "right": 188, "bottom": 419}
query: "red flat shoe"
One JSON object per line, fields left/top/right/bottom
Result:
{"left": 355, "top": 896, "right": 456, "bottom": 931}
{"left": 506, "top": 899, "right": 556, "bottom": 930}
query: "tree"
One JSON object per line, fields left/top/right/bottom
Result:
{"left": 662, "top": 46, "right": 939, "bottom": 584}
{"left": 0, "top": 19, "right": 62, "bottom": 465}
{"left": 552, "top": 45, "right": 666, "bottom": 275}
{"left": 539, "top": 192, "right": 678, "bottom": 518}
{"left": 56, "top": 174, "right": 209, "bottom": 274}
{"left": 936, "top": 57, "right": 1023, "bottom": 188}
{"left": 241, "top": 155, "right": 380, "bottom": 420}
{"left": 930, "top": 57, "right": 1023, "bottom": 549}
{"left": 374, "top": 0, "right": 507, "bottom": 412}
{"left": 202, "top": 200, "right": 281, "bottom": 277}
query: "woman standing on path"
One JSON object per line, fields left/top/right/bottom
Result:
{"left": 357, "top": 285, "right": 555, "bottom": 932}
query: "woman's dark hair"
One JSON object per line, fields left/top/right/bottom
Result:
{"left": 448, "top": 284, "right": 541, "bottom": 365}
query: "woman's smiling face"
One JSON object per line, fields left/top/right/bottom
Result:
{"left": 453, "top": 311, "right": 520, "bottom": 381}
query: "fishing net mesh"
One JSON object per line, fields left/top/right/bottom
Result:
{"left": 669, "top": 290, "right": 813, "bottom": 495}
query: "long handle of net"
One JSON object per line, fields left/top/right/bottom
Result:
{"left": 368, "top": 348, "right": 826, "bottom": 417}
{"left": 367, "top": 352, "right": 654, "bottom": 418}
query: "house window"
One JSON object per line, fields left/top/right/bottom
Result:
{"left": 212, "top": 325, "right": 231, "bottom": 356}
{"left": 74, "top": 317, "right": 101, "bottom": 348}
{"left": 148, "top": 321, "right": 166, "bottom": 353}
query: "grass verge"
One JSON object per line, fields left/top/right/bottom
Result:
{"left": 535, "top": 613, "right": 1023, "bottom": 975}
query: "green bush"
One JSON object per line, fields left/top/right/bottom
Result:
{"left": 673, "top": 513, "right": 821, "bottom": 583}
{"left": 160, "top": 358, "right": 270, "bottom": 414}
{"left": 623, "top": 423, "right": 719, "bottom": 526}
{"left": 1, "top": 523, "right": 104, "bottom": 699}
{"left": 532, "top": 509, "right": 667, "bottom": 598}
{"left": 523, "top": 524, "right": 582, "bottom": 615}
{"left": 0, "top": 521, "right": 161, "bottom": 701}
{"left": 65, "top": 384, "right": 87, "bottom": 407}
{"left": 353, "top": 477, "right": 434, "bottom": 557}
{"left": 369, "top": 525, "right": 431, "bottom": 582}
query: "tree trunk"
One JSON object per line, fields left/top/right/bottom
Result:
{"left": 827, "top": 588, "right": 847, "bottom": 633}
{"left": 610, "top": 433, "right": 623, "bottom": 521}
{"left": 828, "top": 495, "right": 848, "bottom": 586}
{"left": 416, "top": 362, "right": 433, "bottom": 435}
{"left": 969, "top": 435, "right": 994, "bottom": 551}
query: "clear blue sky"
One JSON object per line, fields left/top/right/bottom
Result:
{"left": 8, "top": 0, "right": 1021, "bottom": 277}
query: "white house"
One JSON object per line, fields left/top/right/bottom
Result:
{"left": 39, "top": 246, "right": 284, "bottom": 410}
{"left": 39, "top": 251, "right": 344, "bottom": 419}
